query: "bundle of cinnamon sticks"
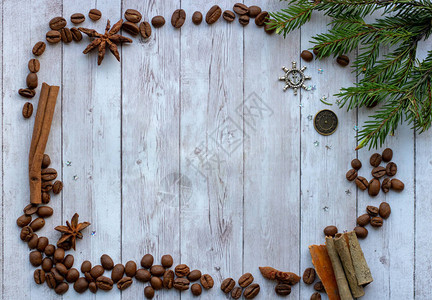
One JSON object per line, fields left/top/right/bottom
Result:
{"left": 309, "top": 231, "right": 373, "bottom": 300}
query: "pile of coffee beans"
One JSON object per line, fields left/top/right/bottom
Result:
{"left": 303, "top": 267, "right": 325, "bottom": 299}
{"left": 354, "top": 202, "right": 391, "bottom": 238}
{"left": 221, "top": 273, "right": 260, "bottom": 299}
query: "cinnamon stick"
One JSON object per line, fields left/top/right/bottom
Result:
{"left": 347, "top": 231, "right": 373, "bottom": 286}
{"left": 325, "top": 236, "right": 353, "bottom": 300}
{"left": 29, "top": 83, "right": 59, "bottom": 204}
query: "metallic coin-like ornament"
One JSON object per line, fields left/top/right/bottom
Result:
{"left": 278, "top": 62, "right": 312, "bottom": 95}
{"left": 314, "top": 109, "right": 338, "bottom": 136}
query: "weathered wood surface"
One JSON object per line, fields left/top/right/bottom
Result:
{"left": 0, "top": 0, "right": 428, "bottom": 299}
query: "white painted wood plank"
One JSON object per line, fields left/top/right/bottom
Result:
{"left": 242, "top": 1, "right": 301, "bottom": 299}
{"left": 0, "top": 0, "right": 3, "bottom": 295}
{"left": 2, "top": 1, "right": 62, "bottom": 299}
{"left": 120, "top": 0, "right": 181, "bottom": 299}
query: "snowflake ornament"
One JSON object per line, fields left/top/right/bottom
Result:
{"left": 279, "top": 62, "right": 312, "bottom": 95}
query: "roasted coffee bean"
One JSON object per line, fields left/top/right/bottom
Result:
{"left": 30, "top": 250, "right": 43, "bottom": 266}
{"left": 161, "top": 254, "right": 173, "bottom": 268}
{"left": 125, "top": 260, "right": 137, "bottom": 277}
{"left": 192, "top": 11, "right": 203, "bottom": 25}
{"left": 303, "top": 267, "right": 316, "bottom": 284}
{"left": 264, "top": 21, "right": 276, "bottom": 34}
{"left": 49, "top": 17, "right": 66, "bottom": 30}
{"left": 200, "top": 274, "right": 214, "bottom": 289}
{"left": 171, "top": 9, "right": 186, "bottom": 28}
{"left": 96, "top": 276, "right": 114, "bottom": 290}
{"left": 66, "top": 268, "right": 80, "bottom": 282}
{"left": 52, "top": 180, "right": 63, "bottom": 194}
{"left": 36, "top": 237, "right": 48, "bottom": 251}
{"left": 41, "top": 181, "right": 53, "bottom": 192}
{"left": 42, "top": 257, "right": 53, "bottom": 272}
{"left": 368, "top": 178, "right": 380, "bottom": 196}
{"left": 238, "top": 272, "right": 254, "bottom": 287}
{"left": 275, "top": 283, "right": 291, "bottom": 296}
{"left": 233, "top": 3, "right": 249, "bottom": 15}
{"left": 62, "top": 254, "right": 73, "bottom": 268}
{"left": 248, "top": 6, "right": 262, "bottom": 18}
{"left": 372, "top": 166, "right": 386, "bottom": 178}
{"left": 71, "top": 13, "right": 85, "bottom": 24}
{"left": 30, "top": 217, "right": 45, "bottom": 232}
{"left": 239, "top": 15, "right": 250, "bottom": 25}
{"left": 32, "top": 41, "right": 46, "bottom": 56}
{"left": 313, "top": 46, "right": 320, "bottom": 56}
{"left": 223, "top": 10, "right": 236, "bottom": 22}
{"left": 85, "top": 272, "right": 94, "bottom": 283}
{"left": 382, "top": 178, "right": 391, "bottom": 193}
{"left": 366, "top": 97, "right": 378, "bottom": 108}
{"left": 74, "top": 277, "right": 89, "bottom": 293}
{"left": 20, "top": 225, "right": 34, "bottom": 241}
{"left": 174, "top": 277, "right": 190, "bottom": 290}
{"left": 89, "top": 282, "right": 98, "bottom": 293}
{"left": 55, "top": 282, "right": 69, "bottom": 295}
{"left": 88, "top": 9, "right": 102, "bottom": 21}
{"left": 41, "top": 154, "right": 51, "bottom": 168}
{"left": 117, "top": 276, "right": 132, "bottom": 290}
{"left": 188, "top": 269, "right": 202, "bottom": 282}
{"left": 356, "top": 176, "right": 369, "bottom": 190}
{"left": 386, "top": 162, "right": 397, "bottom": 176}
{"left": 42, "top": 192, "right": 51, "bottom": 204}
{"left": 206, "top": 5, "right": 222, "bottom": 24}
{"left": 371, "top": 216, "right": 383, "bottom": 227}
{"left": 175, "top": 264, "right": 190, "bottom": 277}
{"left": 54, "top": 247, "right": 65, "bottom": 263}
{"left": 231, "top": 286, "right": 242, "bottom": 299}
{"left": 313, "top": 281, "right": 324, "bottom": 292}
{"left": 163, "top": 269, "right": 174, "bottom": 288}
{"left": 357, "top": 213, "right": 370, "bottom": 226}
{"left": 379, "top": 202, "right": 391, "bottom": 219}
{"left": 70, "top": 27, "right": 82, "bottom": 41}
{"left": 370, "top": 153, "right": 382, "bottom": 167}
{"left": 220, "top": 278, "right": 235, "bottom": 293}
{"left": 34, "top": 269, "right": 46, "bottom": 284}
{"left": 46, "top": 30, "right": 61, "bottom": 43}
{"left": 101, "top": 254, "right": 114, "bottom": 270}
{"left": 141, "top": 254, "right": 154, "bottom": 268}
{"left": 324, "top": 225, "right": 338, "bottom": 237}
{"left": 26, "top": 72, "right": 38, "bottom": 89}
{"left": 346, "top": 169, "right": 357, "bottom": 181}
{"left": 391, "top": 178, "right": 404, "bottom": 191}
{"left": 52, "top": 267, "right": 65, "bottom": 282}
{"left": 90, "top": 265, "right": 104, "bottom": 278}
{"left": 354, "top": 226, "right": 368, "bottom": 239}
{"left": 151, "top": 276, "right": 163, "bottom": 290}
{"left": 122, "top": 21, "right": 139, "bottom": 35}
{"left": 139, "top": 22, "right": 152, "bottom": 39}
{"left": 41, "top": 168, "right": 57, "bottom": 181}
{"left": 255, "top": 11, "right": 269, "bottom": 26}
{"left": 244, "top": 283, "right": 260, "bottom": 299}
{"left": 367, "top": 205, "right": 379, "bottom": 216}
{"left": 46, "top": 272, "right": 57, "bottom": 289}
{"left": 148, "top": 263, "right": 164, "bottom": 276}
{"left": 60, "top": 28, "right": 73, "bottom": 43}
{"left": 28, "top": 234, "right": 39, "bottom": 249}
{"left": 44, "top": 244, "right": 55, "bottom": 256}
{"left": 144, "top": 286, "right": 155, "bottom": 299}
{"left": 18, "top": 88, "right": 36, "bottom": 98}
{"left": 125, "top": 9, "right": 142, "bottom": 23}
{"left": 17, "top": 214, "right": 32, "bottom": 227}
{"left": 81, "top": 260, "right": 92, "bottom": 273}
{"left": 301, "top": 50, "right": 313, "bottom": 62}
{"left": 37, "top": 206, "right": 53, "bottom": 218}
{"left": 192, "top": 283, "right": 203, "bottom": 296}
{"left": 311, "top": 292, "right": 322, "bottom": 300}
{"left": 111, "top": 264, "right": 124, "bottom": 282}
{"left": 382, "top": 148, "right": 393, "bottom": 162}
{"left": 28, "top": 59, "right": 40, "bottom": 73}
{"left": 336, "top": 55, "right": 349, "bottom": 66}
{"left": 151, "top": 16, "right": 166, "bottom": 28}
{"left": 136, "top": 269, "right": 151, "bottom": 282}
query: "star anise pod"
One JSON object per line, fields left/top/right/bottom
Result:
{"left": 55, "top": 213, "right": 90, "bottom": 250}
{"left": 79, "top": 19, "right": 132, "bottom": 65}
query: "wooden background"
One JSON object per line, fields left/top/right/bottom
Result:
{"left": 1, "top": 0, "right": 430, "bottom": 299}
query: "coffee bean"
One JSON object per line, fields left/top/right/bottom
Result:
{"left": 163, "top": 269, "right": 174, "bottom": 288}
{"left": 233, "top": 3, "right": 249, "bottom": 15}
{"left": 89, "top": 281, "right": 98, "bottom": 293}
{"left": 231, "top": 286, "right": 242, "bottom": 299}
{"left": 174, "top": 277, "right": 190, "bottom": 290}
{"left": 144, "top": 286, "right": 155, "bottom": 299}
{"left": 382, "top": 178, "right": 391, "bottom": 193}
{"left": 370, "top": 153, "right": 382, "bottom": 167}
{"left": 248, "top": 6, "right": 262, "bottom": 18}
{"left": 42, "top": 192, "right": 51, "bottom": 204}
{"left": 34, "top": 269, "right": 46, "bottom": 284}
{"left": 100, "top": 254, "right": 114, "bottom": 270}
{"left": 85, "top": 272, "right": 94, "bottom": 283}
{"left": 303, "top": 267, "right": 316, "bottom": 284}
{"left": 391, "top": 178, "right": 404, "bottom": 191}
{"left": 60, "top": 27, "right": 73, "bottom": 43}
{"left": 74, "top": 277, "right": 89, "bottom": 293}
{"left": 371, "top": 216, "right": 383, "bottom": 227}
{"left": 161, "top": 254, "right": 173, "bottom": 268}
{"left": 52, "top": 180, "right": 63, "bottom": 194}
{"left": 301, "top": 50, "right": 314, "bottom": 62}
{"left": 192, "top": 283, "right": 203, "bottom": 296}
{"left": 354, "top": 226, "right": 368, "bottom": 238}
{"left": 151, "top": 276, "right": 163, "bottom": 290}
{"left": 367, "top": 205, "right": 379, "bottom": 216}
{"left": 41, "top": 168, "right": 57, "bottom": 181}
{"left": 386, "top": 162, "right": 397, "bottom": 176}
{"left": 239, "top": 15, "right": 250, "bottom": 25}
{"left": 346, "top": 169, "right": 357, "bottom": 181}
{"left": 313, "top": 47, "right": 320, "bottom": 56}
{"left": 192, "top": 11, "right": 203, "bottom": 25}
{"left": 136, "top": 269, "right": 151, "bottom": 282}
{"left": 90, "top": 265, "right": 104, "bottom": 278}
{"left": 37, "top": 206, "right": 53, "bottom": 218}
{"left": 32, "top": 41, "right": 46, "bottom": 56}
{"left": 175, "top": 264, "right": 190, "bottom": 277}
{"left": 255, "top": 11, "right": 269, "bottom": 26}
{"left": 141, "top": 254, "right": 154, "bottom": 268}
{"left": 18, "top": 88, "right": 36, "bottom": 98}
{"left": 324, "top": 225, "right": 338, "bottom": 237}
{"left": 46, "top": 272, "right": 56, "bottom": 289}
{"left": 139, "top": 22, "right": 152, "bottom": 39}
{"left": 96, "top": 276, "right": 114, "bottom": 290}
{"left": 151, "top": 16, "right": 166, "bottom": 28}
{"left": 54, "top": 247, "right": 65, "bottom": 263}
{"left": 30, "top": 217, "right": 45, "bottom": 232}
{"left": 41, "top": 154, "right": 51, "bottom": 169}
{"left": 206, "top": 5, "right": 222, "bottom": 24}
{"left": 357, "top": 213, "right": 370, "bottom": 226}
{"left": 372, "top": 166, "right": 386, "bottom": 178}
{"left": 59, "top": 265, "right": 72, "bottom": 279}
{"left": 34, "top": 236, "right": 46, "bottom": 250}
{"left": 66, "top": 268, "right": 79, "bottom": 283}
{"left": 70, "top": 27, "right": 82, "bottom": 41}
{"left": 41, "top": 181, "right": 53, "bottom": 192}
{"left": 382, "top": 148, "right": 393, "bottom": 162}
{"left": 117, "top": 276, "right": 133, "bottom": 290}
{"left": 81, "top": 260, "right": 92, "bottom": 273}
{"left": 49, "top": 17, "right": 67, "bottom": 30}
{"left": 122, "top": 21, "right": 139, "bottom": 35}
{"left": 30, "top": 250, "right": 43, "bottom": 266}
{"left": 125, "top": 260, "right": 137, "bottom": 277}
{"left": 150, "top": 264, "right": 165, "bottom": 276}
{"left": 125, "top": 9, "right": 142, "bottom": 23}
{"left": 44, "top": 244, "right": 55, "bottom": 256}
{"left": 71, "top": 13, "right": 85, "bottom": 24}
{"left": 42, "top": 257, "right": 53, "bottom": 272}
{"left": 28, "top": 59, "right": 40, "bottom": 73}
{"left": 111, "top": 264, "right": 124, "bottom": 282}
{"left": 264, "top": 22, "right": 276, "bottom": 34}
{"left": 201, "top": 274, "right": 214, "bottom": 289}
{"left": 24, "top": 204, "right": 38, "bottom": 216}
{"left": 238, "top": 272, "right": 254, "bottom": 287}
{"left": 368, "top": 178, "right": 380, "bottom": 196}
{"left": 223, "top": 10, "right": 236, "bottom": 22}
{"left": 221, "top": 278, "right": 235, "bottom": 293}
{"left": 51, "top": 267, "right": 64, "bottom": 282}
{"left": 188, "top": 269, "right": 202, "bottom": 282}
{"left": 311, "top": 292, "right": 322, "bottom": 300}
{"left": 366, "top": 97, "right": 378, "bottom": 108}
{"left": 17, "top": 214, "right": 32, "bottom": 227}
{"left": 46, "top": 30, "right": 61, "bottom": 43}
{"left": 336, "top": 55, "right": 349, "bottom": 66}
{"left": 26, "top": 72, "right": 38, "bottom": 89}
{"left": 351, "top": 159, "right": 362, "bottom": 170}
{"left": 171, "top": 9, "right": 186, "bottom": 28}
{"left": 244, "top": 283, "right": 260, "bottom": 299}
{"left": 88, "top": 9, "right": 102, "bottom": 21}
{"left": 28, "top": 234, "right": 39, "bottom": 249}
{"left": 379, "top": 202, "right": 391, "bottom": 219}
{"left": 275, "top": 283, "right": 291, "bottom": 296}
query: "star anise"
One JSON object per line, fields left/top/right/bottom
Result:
{"left": 55, "top": 213, "right": 90, "bottom": 250}
{"left": 79, "top": 19, "right": 132, "bottom": 65}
